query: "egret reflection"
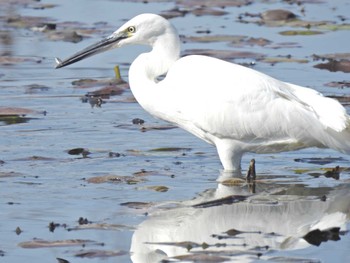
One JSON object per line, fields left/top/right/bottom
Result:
{"left": 130, "top": 176, "right": 350, "bottom": 262}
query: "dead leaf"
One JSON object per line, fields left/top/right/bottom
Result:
{"left": 18, "top": 239, "right": 100, "bottom": 248}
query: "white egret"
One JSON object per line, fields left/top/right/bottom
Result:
{"left": 55, "top": 13, "right": 350, "bottom": 173}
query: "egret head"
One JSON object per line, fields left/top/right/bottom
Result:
{"left": 55, "top": 14, "right": 175, "bottom": 69}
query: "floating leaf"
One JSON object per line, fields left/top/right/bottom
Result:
{"left": 75, "top": 249, "right": 128, "bottom": 258}
{"left": 325, "top": 81, "right": 350, "bottom": 88}
{"left": 261, "top": 56, "right": 309, "bottom": 64}
{"left": 18, "top": 239, "right": 100, "bottom": 248}
{"left": 314, "top": 60, "right": 350, "bottom": 73}
{"left": 279, "top": 30, "right": 323, "bottom": 36}
{"left": 173, "top": 254, "right": 228, "bottom": 262}
{"left": 221, "top": 178, "right": 245, "bottom": 186}
{"left": 294, "top": 157, "right": 346, "bottom": 165}
{"left": 149, "top": 147, "right": 191, "bottom": 152}
{"left": 0, "top": 172, "right": 21, "bottom": 178}
{"left": 120, "top": 201, "right": 154, "bottom": 209}
{"left": 87, "top": 175, "right": 145, "bottom": 184}
{"left": 261, "top": 9, "right": 297, "bottom": 22}
{"left": 69, "top": 223, "right": 133, "bottom": 231}
{"left": 317, "top": 23, "right": 350, "bottom": 31}
{"left": 146, "top": 185, "right": 169, "bottom": 192}
{"left": 67, "top": 148, "right": 90, "bottom": 157}
{"left": 193, "top": 195, "right": 248, "bottom": 208}
{"left": 303, "top": 227, "right": 341, "bottom": 246}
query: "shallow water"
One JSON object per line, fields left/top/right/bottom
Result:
{"left": 1, "top": 0, "right": 350, "bottom": 262}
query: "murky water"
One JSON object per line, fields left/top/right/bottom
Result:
{"left": 1, "top": 0, "right": 349, "bottom": 262}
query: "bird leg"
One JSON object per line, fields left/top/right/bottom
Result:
{"left": 246, "top": 159, "right": 256, "bottom": 180}
{"left": 246, "top": 159, "right": 256, "bottom": 193}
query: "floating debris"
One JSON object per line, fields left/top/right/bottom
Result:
{"left": 87, "top": 174, "right": 145, "bottom": 184}
{"left": 193, "top": 195, "right": 248, "bottom": 208}
{"left": 120, "top": 201, "right": 154, "bottom": 209}
{"left": 294, "top": 157, "right": 346, "bottom": 165}
{"left": 149, "top": 147, "right": 192, "bottom": 152}
{"left": 325, "top": 81, "right": 350, "bottom": 88}
{"left": 69, "top": 223, "right": 133, "bottom": 231}
{"left": 261, "top": 9, "right": 297, "bottom": 22}
{"left": 18, "top": 238, "right": 101, "bottom": 248}
{"left": 303, "top": 227, "right": 341, "bottom": 246}
{"left": 279, "top": 30, "right": 323, "bottom": 36}
{"left": 67, "top": 148, "right": 90, "bottom": 157}
{"left": 323, "top": 166, "right": 340, "bottom": 180}
{"left": 78, "top": 217, "right": 91, "bottom": 225}
{"left": 246, "top": 159, "right": 256, "bottom": 180}
{"left": 15, "top": 227, "right": 22, "bottom": 235}
{"left": 74, "top": 249, "right": 128, "bottom": 258}
{"left": 314, "top": 60, "right": 350, "bottom": 73}
{"left": 56, "top": 258, "right": 70, "bottom": 263}
{"left": 132, "top": 118, "right": 145, "bottom": 125}
{"left": 171, "top": 253, "right": 228, "bottom": 262}
{"left": 144, "top": 185, "right": 169, "bottom": 192}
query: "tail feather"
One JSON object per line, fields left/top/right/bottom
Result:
{"left": 325, "top": 123, "right": 350, "bottom": 154}
{"left": 288, "top": 83, "right": 350, "bottom": 154}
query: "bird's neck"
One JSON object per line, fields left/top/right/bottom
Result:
{"left": 128, "top": 31, "right": 180, "bottom": 116}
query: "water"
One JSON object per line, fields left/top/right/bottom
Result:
{"left": 1, "top": 0, "right": 349, "bottom": 262}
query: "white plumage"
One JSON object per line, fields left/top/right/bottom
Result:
{"left": 56, "top": 13, "right": 350, "bottom": 173}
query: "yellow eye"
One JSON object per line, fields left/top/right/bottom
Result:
{"left": 127, "top": 26, "right": 136, "bottom": 33}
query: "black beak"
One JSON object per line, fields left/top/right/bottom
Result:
{"left": 55, "top": 32, "right": 127, "bottom": 69}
